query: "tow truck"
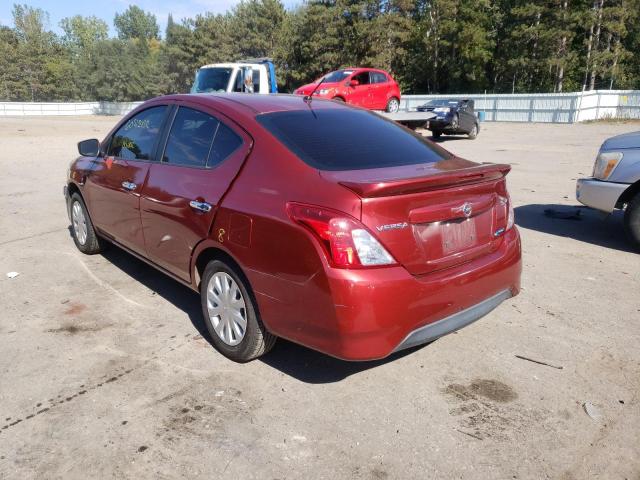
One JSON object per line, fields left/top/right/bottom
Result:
{"left": 191, "top": 58, "right": 278, "bottom": 94}
{"left": 190, "top": 59, "right": 434, "bottom": 129}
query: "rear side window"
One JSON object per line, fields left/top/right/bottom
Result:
{"left": 210, "top": 123, "right": 243, "bottom": 166}
{"left": 372, "top": 72, "right": 388, "bottom": 83}
{"left": 163, "top": 107, "right": 218, "bottom": 167}
{"left": 108, "top": 106, "right": 167, "bottom": 160}
{"left": 256, "top": 109, "right": 446, "bottom": 171}
{"left": 161, "top": 106, "right": 243, "bottom": 168}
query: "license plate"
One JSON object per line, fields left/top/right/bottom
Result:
{"left": 441, "top": 218, "right": 477, "bottom": 254}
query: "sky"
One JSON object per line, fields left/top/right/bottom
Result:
{"left": 0, "top": 0, "right": 299, "bottom": 36}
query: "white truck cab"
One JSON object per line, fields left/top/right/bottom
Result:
{"left": 191, "top": 59, "right": 278, "bottom": 95}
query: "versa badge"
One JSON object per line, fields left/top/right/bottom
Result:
{"left": 376, "top": 222, "right": 409, "bottom": 232}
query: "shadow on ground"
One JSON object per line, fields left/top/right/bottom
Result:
{"left": 514, "top": 204, "right": 635, "bottom": 253}
{"left": 92, "top": 241, "right": 425, "bottom": 384}
{"left": 429, "top": 133, "right": 472, "bottom": 142}
{"left": 260, "top": 341, "right": 422, "bottom": 384}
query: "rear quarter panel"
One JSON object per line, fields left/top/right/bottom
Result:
{"left": 208, "top": 123, "right": 362, "bottom": 341}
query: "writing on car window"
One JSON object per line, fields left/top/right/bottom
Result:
{"left": 108, "top": 106, "right": 167, "bottom": 160}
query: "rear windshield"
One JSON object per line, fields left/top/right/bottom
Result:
{"left": 426, "top": 99, "right": 460, "bottom": 106}
{"left": 256, "top": 109, "right": 446, "bottom": 171}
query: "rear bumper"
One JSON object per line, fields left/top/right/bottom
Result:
{"left": 265, "top": 227, "right": 521, "bottom": 361}
{"left": 576, "top": 178, "right": 629, "bottom": 213}
{"left": 393, "top": 289, "right": 512, "bottom": 353}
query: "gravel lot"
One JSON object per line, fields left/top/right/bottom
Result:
{"left": 1, "top": 116, "right": 639, "bottom": 479}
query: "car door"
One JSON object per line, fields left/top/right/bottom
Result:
{"left": 347, "top": 71, "right": 372, "bottom": 108}
{"left": 369, "top": 72, "right": 388, "bottom": 110}
{"left": 140, "top": 103, "right": 251, "bottom": 281}
{"left": 83, "top": 105, "right": 169, "bottom": 254}
{"left": 458, "top": 101, "right": 474, "bottom": 131}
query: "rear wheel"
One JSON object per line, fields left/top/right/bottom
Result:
{"left": 468, "top": 123, "right": 479, "bottom": 139}
{"left": 386, "top": 97, "right": 400, "bottom": 113}
{"left": 200, "top": 260, "right": 276, "bottom": 362}
{"left": 624, "top": 193, "right": 640, "bottom": 251}
{"left": 69, "top": 193, "right": 103, "bottom": 254}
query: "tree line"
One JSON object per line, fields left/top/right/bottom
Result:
{"left": 1, "top": 0, "right": 639, "bottom": 102}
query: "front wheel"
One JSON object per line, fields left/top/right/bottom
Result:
{"left": 624, "top": 193, "right": 640, "bottom": 251}
{"left": 332, "top": 96, "right": 345, "bottom": 103}
{"left": 431, "top": 130, "right": 442, "bottom": 139}
{"left": 468, "top": 123, "right": 479, "bottom": 139}
{"left": 69, "top": 193, "right": 103, "bottom": 254}
{"left": 200, "top": 260, "right": 276, "bottom": 362}
{"left": 386, "top": 97, "right": 400, "bottom": 113}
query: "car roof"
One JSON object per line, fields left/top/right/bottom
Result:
{"left": 343, "top": 67, "right": 388, "bottom": 73}
{"left": 429, "top": 98, "right": 471, "bottom": 103}
{"left": 198, "top": 62, "right": 263, "bottom": 69}
{"left": 156, "top": 93, "right": 345, "bottom": 115}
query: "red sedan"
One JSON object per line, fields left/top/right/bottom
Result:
{"left": 65, "top": 94, "right": 521, "bottom": 362}
{"left": 294, "top": 68, "right": 402, "bottom": 112}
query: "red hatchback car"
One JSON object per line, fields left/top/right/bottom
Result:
{"left": 294, "top": 68, "right": 402, "bottom": 113}
{"left": 65, "top": 94, "right": 521, "bottom": 362}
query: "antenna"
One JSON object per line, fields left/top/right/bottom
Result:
{"left": 304, "top": 76, "right": 326, "bottom": 104}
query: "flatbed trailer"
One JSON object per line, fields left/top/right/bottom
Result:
{"left": 376, "top": 110, "right": 436, "bottom": 130}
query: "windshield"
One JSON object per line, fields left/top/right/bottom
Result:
{"left": 317, "top": 70, "right": 353, "bottom": 84}
{"left": 426, "top": 99, "right": 460, "bottom": 106}
{"left": 256, "top": 109, "right": 446, "bottom": 171}
{"left": 191, "top": 68, "right": 233, "bottom": 93}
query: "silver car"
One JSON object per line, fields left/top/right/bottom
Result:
{"left": 576, "top": 131, "right": 640, "bottom": 250}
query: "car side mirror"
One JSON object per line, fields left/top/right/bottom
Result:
{"left": 348, "top": 79, "right": 360, "bottom": 87}
{"left": 78, "top": 138, "right": 100, "bottom": 157}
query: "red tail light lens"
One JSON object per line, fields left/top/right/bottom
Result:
{"left": 287, "top": 203, "right": 397, "bottom": 268}
{"left": 497, "top": 192, "right": 515, "bottom": 232}
{"left": 507, "top": 195, "right": 515, "bottom": 230}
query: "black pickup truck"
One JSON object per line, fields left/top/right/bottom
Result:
{"left": 417, "top": 99, "right": 480, "bottom": 139}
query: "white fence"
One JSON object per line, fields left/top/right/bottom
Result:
{"left": 1, "top": 91, "right": 639, "bottom": 123}
{"left": 0, "top": 101, "right": 143, "bottom": 116}
{"left": 401, "top": 90, "right": 640, "bottom": 123}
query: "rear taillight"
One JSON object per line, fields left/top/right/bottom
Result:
{"left": 498, "top": 194, "right": 515, "bottom": 232}
{"left": 287, "top": 203, "right": 397, "bottom": 268}
{"left": 506, "top": 194, "right": 515, "bottom": 230}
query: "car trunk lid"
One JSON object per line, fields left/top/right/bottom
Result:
{"left": 322, "top": 161, "right": 511, "bottom": 275}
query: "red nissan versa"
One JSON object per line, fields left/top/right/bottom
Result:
{"left": 294, "top": 68, "right": 402, "bottom": 113}
{"left": 65, "top": 94, "right": 521, "bottom": 362}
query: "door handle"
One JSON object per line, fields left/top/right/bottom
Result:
{"left": 121, "top": 181, "right": 137, "bottom": 191}
{"left": 189, "top": 200, "right": 212, "bottom": 213}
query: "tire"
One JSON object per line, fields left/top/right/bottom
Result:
{"left": 386, "top": 97, "right": 400, "bottom": 113}
{"left": 432, "top": 130, "right": 442, "bottom": 139}
{"left": 468, "top": 123, "right": 479, "bottom": 139}
{"left": 332, "top": 96, "right": 345, "bottom": 102}
{"left": 200, "top": 260, "right": 276, "bottom": 362}
{"left": 624, "top": 193, "right": 640, "bottom": 251}
{"left": 69, "top": 193, "right": 103, "bottom": 254}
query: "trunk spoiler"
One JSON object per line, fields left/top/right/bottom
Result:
{"left": 338, "top": 163, "right": 511, "bottom": 198}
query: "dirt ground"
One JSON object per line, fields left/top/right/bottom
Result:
{"left": 0, "top": 115, "right": 639, "bottom": 480}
